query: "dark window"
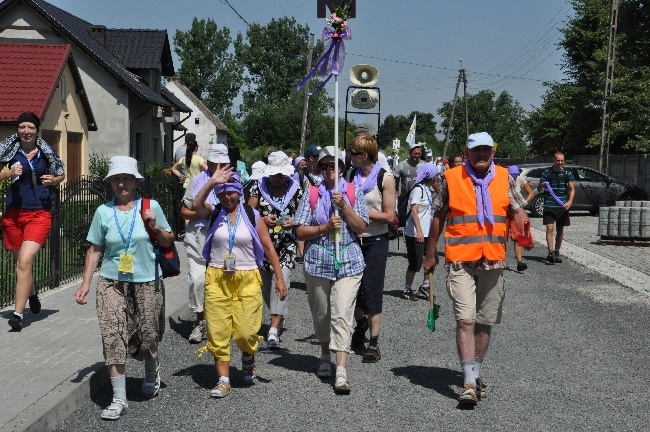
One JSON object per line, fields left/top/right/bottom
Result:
{"left": 525, "top": 168, "right": 546, "bottom": 179}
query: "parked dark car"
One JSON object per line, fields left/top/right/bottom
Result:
{"left": 516, "top": 163, "right": 649, "bottom": 217}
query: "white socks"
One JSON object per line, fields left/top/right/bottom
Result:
{"left": 460, "top": 359, "right": 477, "bottom": 385}
{"left": 474, "top": 357, "right": 483, "bottom": 378}
{"left": 219, "top": 376, "right": 230, "bottom": 383}
{"left": 110, "top": 375, "right": 126, "bottom": 401}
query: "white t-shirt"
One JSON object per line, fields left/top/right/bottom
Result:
{"left": 404, "top": 184, "right": 432, "bottom": 238}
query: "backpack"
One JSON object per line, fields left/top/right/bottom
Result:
{"left": 309, "top": 182, "right": 356, "bottom": 211}
{"left": 141, "top": 198, "right": 181, "bottom": 285}
{"left": 397, "top": 184, "right": 421, "bottom": 228}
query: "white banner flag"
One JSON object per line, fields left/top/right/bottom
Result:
{"left": 406, "top": 115, "right": 416, "bottom": 148}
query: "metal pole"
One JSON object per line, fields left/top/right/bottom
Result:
{"left": 463, "top": 68, "right": 469, "bottom": 140}
{"left": 598, "top": 0, "right": 619, "bottom": 173}
{"left": 334, "top": 75, "right": 340, "bottom": 261}
{"left": 299, "top": 33, "right": 315, "bottom": 157}
{"left": 442, "top": 68, "right": 462, "bottom": 158}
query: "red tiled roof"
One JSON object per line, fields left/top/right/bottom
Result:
{"left": 0, "top": 43, "right": 72, "bottom": 122}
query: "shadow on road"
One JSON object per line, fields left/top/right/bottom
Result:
{"left": 168, "top": 315, "right": 194, "bottom": 339}
{"left": 4, "top": 309, "right": 59, "bottom": 329}
{"left": 266, "top": 351, "right": 319, "bottom": 375}
{"left": 391, "top": 365, "right": 461, "bottom": 400}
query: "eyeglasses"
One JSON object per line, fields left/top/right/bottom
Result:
{"left": 348, "top": 151, "right": 366, "bottom": 156}
{"left": 318, "top": 162, "right": 336, "bottom": 170}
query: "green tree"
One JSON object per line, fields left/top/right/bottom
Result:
{"left": 438, "top": 90, "right": 528, "bottom": 158}
{"left": 376, "top": 112, "right": 438, "bottom": 158}
{"left": 174, "top": 18, "right": 243, "bottom": 120}
{"left": 527, "top": 0, "right": 650, "bottom": 155}
{"left": 234, "top": 17, "right": 333, "bottom": 150}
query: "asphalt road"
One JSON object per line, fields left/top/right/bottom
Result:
{"left": 55, "top": 237, "right": 650, "bottom": 431}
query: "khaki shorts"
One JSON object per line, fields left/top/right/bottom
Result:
{"left": 447, "top": 265, "right": 505, "bottom": 325}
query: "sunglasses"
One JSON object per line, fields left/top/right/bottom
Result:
{"left": 348, "top": 151, "right": 366, "bottom": 156}
{"left": 318, "top": 162, "right": 336, "bottom": 170}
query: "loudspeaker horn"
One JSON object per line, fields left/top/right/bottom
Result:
{"left": 350, "top": 64, "right": 378, "bottom": 86}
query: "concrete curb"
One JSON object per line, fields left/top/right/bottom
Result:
{"left": 1, "top": 288, "right": 190, "bottom": 432}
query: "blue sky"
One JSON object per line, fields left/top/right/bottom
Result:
{"left": 54, "top": 0, "right": 573, "bottom": 124}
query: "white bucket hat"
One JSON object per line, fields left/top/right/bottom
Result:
{"left": 250, "top": 161, "right": 267, "bottom": 180}
{"left": 264, "top": 151, "right": 294, "bottom": 177}
{"left": 207, "top": 143, "right": 230, "bottom": 164}
{"left": 104, "top": 156, "right": 143, "bottom": 180}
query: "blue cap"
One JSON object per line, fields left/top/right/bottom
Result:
{"left": 466, "top": 132, "right": 494, "bottom": 149}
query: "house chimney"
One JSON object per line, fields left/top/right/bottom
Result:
{"left": 87, "top": 25, "right": 107, "bottom": 46}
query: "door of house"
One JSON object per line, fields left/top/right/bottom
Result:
{"left": 66, "top": 132, "right": 82, "bottom": 181}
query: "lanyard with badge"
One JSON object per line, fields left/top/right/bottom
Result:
{"left": 114, "top": 198, "right": 138, "bottom": 273}
{"left": 19, "top": 148, "right": 40, "bottom": 185}
{"left": 272, "top": 194, "right": 287, "bottom": 233}
{"left": 224, "top": 208, "right": 241, "bottom": 273}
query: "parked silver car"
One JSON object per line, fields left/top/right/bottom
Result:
{"left": 516, "top": 163, "right": 649, "bottom": 217}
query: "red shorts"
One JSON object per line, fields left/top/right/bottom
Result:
{"left": 2, "top": 208, "right": 52, "bottom": 249}
{"left": 508, "top": 218, "right": 521, "bottom": 241}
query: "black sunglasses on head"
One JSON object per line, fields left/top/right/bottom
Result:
{"left": 348, "top": 151, "right": 366, "bottom": 156}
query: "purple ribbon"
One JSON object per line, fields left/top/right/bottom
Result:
{"left": 544, "top": 181, "right": 566, "bottom": 206}
{"left": 464, "top": 160, "right": 496, "bottom": 228}
{"left": 296, "top": 26, "right": 352, "bottom": 95}
{"left": 315, "top": 178, "right": 353, "bottom": 225}
{"left": 353, "top": 163, "right": 381, "bottom": 195}
{"left": 258, "top": 176, "right": 300, "bottom": 213}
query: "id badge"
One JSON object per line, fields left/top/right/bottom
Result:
{"left": 273, "top": 225, "right": 283, "bottom": 234}
{"left": 224, "top": 253, "right": 237, "bottom": 273}
{"left": 31, "top": 171, "right": 37, "bottom": 185}
{"left": 329, "top": 229, "right": 339, "bottom": 242}
{"left": 118, "top": 253, "right": 134, "bottom": 273}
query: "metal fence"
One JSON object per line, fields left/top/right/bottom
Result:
{"left": 0, "top": 174, "right": 183, "bottom": 308}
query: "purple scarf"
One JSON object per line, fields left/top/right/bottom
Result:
{"left": 202, "top": 203, "right": 265, "bottom": 268}
{"left": 258, "top": 176, "right": 300, "bottom": 213}
{"left": 464, "top": 160, "right": 495, "bottom": 228}
{"left": 353, "top": 163, "right": 382, "bottom": 195}
{"left": 316, "top": 178, "right": 353, "bottom": 225}
{"left": 544, "top": 181, "right": 566, "bottom": 206}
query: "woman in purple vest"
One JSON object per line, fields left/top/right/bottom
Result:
{"left": 192, "top": 166, "right": 287, "bottom": 399}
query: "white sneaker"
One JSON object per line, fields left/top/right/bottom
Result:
{"left": 267, "top": 331, "right": 281, "bottom": 349}
{"left": 100, "top": 398, "right": 127, "bottom": 420}
{"left": 334, "top": 370, "right": 350, "bottom": 394}
{"left": 189, "top": 320, "right": 206, "bottom": 344}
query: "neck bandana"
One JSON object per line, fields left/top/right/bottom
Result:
{"left": 258, "top": 176, "right": 300, "bottom": 212}
{"left": 315, "top": 177, "right": 352, "bottom": 225}
{"left": 464, "top": 160, "right": 496, "bottom": 228}
{"left": 353, "top": 163, "right": 382, "bottom": 195}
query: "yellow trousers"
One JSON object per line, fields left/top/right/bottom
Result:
{"left": 203, "top": 266, "right": 262, "bottom": 362}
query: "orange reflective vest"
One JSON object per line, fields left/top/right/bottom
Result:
{"left": 444, "top": 165, "right": 510, "bottom": 262}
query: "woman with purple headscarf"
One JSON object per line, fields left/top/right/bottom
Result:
{"left": 403, "top": 162, "right": 438, "bottom": 300}
{"left": 192, "top": 166, "right": 287, "bottom": 399}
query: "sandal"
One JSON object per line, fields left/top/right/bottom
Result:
{"left": 100, "top": 398, "right": 127, "bottom": 420}
{"left": 362, "top": 346, "right": 381, "bottom": 363}
{"left": 317, "top": 361, "right": 332, "bottom": 378}
{"left": 242, "top": 354, "right": 256, "bottom": 385}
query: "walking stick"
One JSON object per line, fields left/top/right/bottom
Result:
{"left": 426, "top": 272, "right": 440, "bottom": 332}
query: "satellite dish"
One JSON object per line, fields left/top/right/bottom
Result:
{"left": 351, "top": 88, "right": 379, "bottom": 109}
{"left": 350, "top": 64, "right": 378, "bottom": 86}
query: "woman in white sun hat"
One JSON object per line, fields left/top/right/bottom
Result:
{"left": 75, "top": 156, "right": 174, "bottom": 420}
{"left": 247, "top": 151, "right": 303, "bottom": 349}
{"left": 243, "top": 160, "right": 267, "bottom": 202}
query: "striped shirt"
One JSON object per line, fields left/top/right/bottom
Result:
{"left": 293, "top": 185, "right": 369, "bottom": 280}
{"left": 433, "top": 168, "right": 527, "bottom": 270}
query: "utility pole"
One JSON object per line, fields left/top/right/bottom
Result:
{"left": 462, "top": 61, "right": 469, "bottom": 140}
{"left": 598, "top": 0, "right": 619, "bottom": 173}
{"left": 299, "top": 33, "right": 315, "bottom": 157}
{"left": 442, "top": 61, "right": 465, "bottom": 158}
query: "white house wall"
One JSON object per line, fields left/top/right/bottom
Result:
{"left": 165, "top": 81, "right": 227, "bottom": 159}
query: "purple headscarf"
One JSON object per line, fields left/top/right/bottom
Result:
{"left": 415, "top": 162, "right": 439, "bottom": 184}
{"left": 213, "top": 173, "right": 243, "bottom": 196}
{"left": 293, "top": 156, "right": 305, "bottom": 168}
{"left": 507, "top": 165, "right": 520, "bottom": 178}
